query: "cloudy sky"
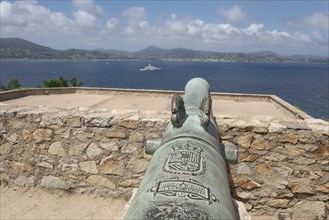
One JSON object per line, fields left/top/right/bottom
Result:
{"left": 1, "top": 0, "right": 328, "bottom": 56}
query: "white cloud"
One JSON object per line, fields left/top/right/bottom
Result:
{"left": 292, "top": 32, "right": 312, "bottom": 43}
{"left": 166, "top": 16, "right": 187, "bottom": 33}
{"left": 0, "top": 1, "right": 327, "bottom": 55}
{"left": 123, "top": 6, "right": 146, "bottom": 21}
{"left": 0, "top": 1, "right": 11, "bottom": 20}
{"left": 0, "top": 0, "right": 75, "bottom": 34}
{"left": 72, "top": 0, "right": 102, "bottom": 15}
{"left": 107, "top": 18, "right": 119, "bottom": 29}
{"left": 243, "top": 24, "right": 264, "bottom": 35}
{"left": 286, "top": 11, "right": 329, "bottom": 31}
{"left": 139, "top": 21, "right": 149, "bottom": 29}
{"left": 74, "top": 10, "right": 97, "bottom": 27}
{"left": 305, "top": 12, "right": 329, "bottom": 31}
{"left": 268, "top": 30, "right": 290, "bottom": 38}
{"left": 217, "top": 5, "right": 247, "bottom": 23}
{"left": 124, "top": 26, "right": 135, "bottom": 34}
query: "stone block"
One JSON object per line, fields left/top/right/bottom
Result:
{"left": 297, "top": 130, "right": 317, "bottom": 144}
{"left": 85, "top": 114, "right": 113, "bottom": 127}
{"left": 40, "top": 114, "right": 65, "bottom": 127}
{"left": 60, "top": 130, "right": 71, "bottom": 139}
{"left": 251, "top": 138, "right": 271, "bottom": 150}
{"left": 68, "top": 143, "right": 88, "bottom": 156}
{"left": 236, "top": 135, "right": 252, "bottom": 148}
{"left": 236, "top": 178, "right": 261, "bottom": 190}
{"left": 255, "top": 162, "right": 272, "bottom": 175}
{"left": 73, "top": 129, "right": 94, "bottom": 142}
{"left": 289, "top": 178, "right": 313, "bottom": 194}
{"left": 279, "top": 132, "right": 299, "bottom": 144}
{"left": 273, "top": 165, "right": 293, "bottom": 178}
{"left": 293, "top": 157, "right": 316, "bottom": 165}
{"left": 65, "top": 115, "right": 82, "bottom": 127}
{"left": 230, "top": 120, "right": 253, "bottom": 132}
{"left": 238, "top": 151, "right": 261, "bottom": 162}
{"left": 315, "top": 182, "right": 329, "bottom": 193}
{"left": 270, "top": 178, "right": 289, "bottom": 190}
{"left": 268, "top": 122, "right": 286, "bottom": 133}
{"left": 5, "top": 133, "right": 18, "bottom": 143}
{"left": 284, "top": 145, "right": 305, "bottom": 157}
{"left": 100, "top": 156, "right": 125, "bottom": 176}
{"left": 100, "top": 142, "right": 119, "bottom": 152}
{"left": 265, "top": 153, "right": 287, "bottom": 162}
{"left": 22, "top": 129, "right": 31, "bottom": 141}
{"left": 40, "top": 175, "right": 72, "bottom": 190}
{"left": 86, "top": 175, "right": 116, "bottom": 190}
{"left": 11, "top": 161, "right": 32, "bottom": 173}
{"left": 250, "top": 120, "right": 269, "bottom": 133}
{"left": 293, "top": 201, "right": 326, "bottom": 220}
{"left": 118, "top": 116, "right": 140, "bottom": 129}
{"left": 86, "top": 142, "right": 104, "bottom": 159}
{"left": 260, "top": 198, "right": 290, "bottom": 208}
{"left": 14, "top": 176, "right": 35, "bottom": 187}
{"left": 79, "top": 161, "right": 98, "bottom": 174}
{"left": 283, "top": 122, "right": 310, "bottom": 130}
{"left": 107, "top": 130, "right": 127, "bottom": 139}
{"left": 48, "top": 141, "right": 66, "bottom": 157}
{"left": 314, "top": 146, "right": 329, "bottom": 159}
{"left": 37, "top": 161, "right": 54, "bottom": 169}
{"left": 58, "top": 159, "right": 79, "bottom": 172}
{"left": 1, "top": 143, "right": 13, "bottom": 154}
{"left": 127, "top": 159, "right": 149, "bottom": 174}
{"left": 237, "top": 163, "right": 252, "bottom": 175}
{"left": 32, "top": 129, "right": 53, "bottom": 143}
{"left": 236, "top": 191, "right": 252, "bottom": 200}
{"left": 129, "top": 132, "right": 144, "bottom": 142}
{"left": 119, "top": 179, "right": 140, "bottom": 188}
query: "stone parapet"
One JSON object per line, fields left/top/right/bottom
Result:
{"left": 0, "top": 87, "right": 311, "bottom": 120}
{"left": 0, "top": 104, "right": 328, "bottom": 219}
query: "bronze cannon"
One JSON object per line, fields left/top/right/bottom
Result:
{"left": 124, "top": 78, "right": 239, "bottom": 220}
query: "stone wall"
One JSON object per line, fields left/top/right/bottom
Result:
{"left": 0, "top": 104, "right": 328, "bottom": 219}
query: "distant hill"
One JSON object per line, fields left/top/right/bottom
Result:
{"left": 0, "top": 38, "right": 123, "bottom": 60}
{"left": 248, "top": 50, "right": 281, "bottom": 57}
{"left": 1, "top": 38, "right": 328, "bottom": 63}
{"left": 1, "top": 38, "right": 55, "bottom": 52}
{"left": 134, "top": 46, "right": 168, "bottom": 57}
{"left": 133, "top": 46, "right": 218, "bottom": 58}
{"left": 96, "top": 48, "right": 133, "bottom": 56}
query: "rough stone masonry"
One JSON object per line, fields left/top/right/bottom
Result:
{"left": 0, "top": 103, "right": 328, "bottom": 219}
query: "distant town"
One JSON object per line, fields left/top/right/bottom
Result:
{"left": 1, "top": 38, "right": 328, "bottom": 64}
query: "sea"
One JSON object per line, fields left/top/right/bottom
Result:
{"left": 0, "top": 59, "right": 328, "bottom": 119}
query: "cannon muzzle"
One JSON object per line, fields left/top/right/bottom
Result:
{"left": 124, "top": 78, "right": 239, "bottom": 220}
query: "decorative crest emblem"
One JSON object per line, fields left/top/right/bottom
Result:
{"left": 163, "top": 143, "right": 206, "bottom": 176}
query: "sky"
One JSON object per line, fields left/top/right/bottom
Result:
{"left": 1, "top": 0, "right": 328, "bottom": 56}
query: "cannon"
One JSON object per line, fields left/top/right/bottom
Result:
{"left": 124, "top": 78, "right": 239, "bottom": 220}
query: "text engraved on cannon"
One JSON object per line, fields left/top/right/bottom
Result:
{"left": 162, "top": 143, "right": 206, "bottom": 176}
{"left": 148, "top": 178, "right": 219, "bottom": 204}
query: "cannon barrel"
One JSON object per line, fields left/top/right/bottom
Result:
{"left": 124, "top": 78, "right": 239, "bottom": 220}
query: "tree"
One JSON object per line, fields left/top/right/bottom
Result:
{"left": 0, "top": 79, "right": 22, "bottom": 91}
{"left": 42, "top": 76, "right": 83, "bottom": 88}
{"left": 69, "top": 77, "right": 84, "bottom": 87}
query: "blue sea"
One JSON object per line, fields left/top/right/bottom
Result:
{"left": 0, "top": 59, "right": 328, "bottom": 119}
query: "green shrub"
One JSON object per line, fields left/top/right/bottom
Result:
{"left": 0, "top": 79, "right": 22, "bottom": 91}
{"left": 42, "top": 76, "right": 83, "bottom": 88}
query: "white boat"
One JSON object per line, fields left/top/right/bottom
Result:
{"left": 140, "top": 64, "right": 162, "bottom": 71}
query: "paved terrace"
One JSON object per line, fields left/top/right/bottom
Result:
{"left": 0, "top": 87, "right": 311, "bottom": 121}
